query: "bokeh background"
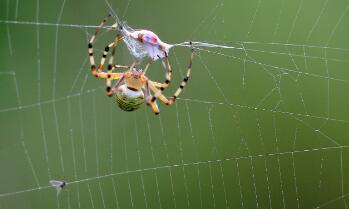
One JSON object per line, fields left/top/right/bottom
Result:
{"left": 1, "top": 0, "right": 349, "bottom": 208}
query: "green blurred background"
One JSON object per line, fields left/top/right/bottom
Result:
{"left": 1, "top": 0, "right": 349, "bottom": 208}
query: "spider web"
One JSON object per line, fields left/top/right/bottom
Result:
{"left": 1, "top": 0, "right": 349, "bottom": 208}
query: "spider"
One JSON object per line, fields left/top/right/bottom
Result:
{"left": 88, "top": 15, "right": 194, "bottom": 114}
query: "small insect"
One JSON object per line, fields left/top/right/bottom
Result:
{"left": 49, "top": 180, "right": 66, "bottom": 195}
{"left": 123, "top": 29, "right": 172, "bottom": 61}
{"left": 88, "top": 15, "right": 194, "bottom": 114}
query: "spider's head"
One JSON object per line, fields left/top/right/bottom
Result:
{"left": 124, "top": 68, "right": 145, "bottom": 90}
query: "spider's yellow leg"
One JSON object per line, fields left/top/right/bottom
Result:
{"left": 107, "top": 75, "right": 125, "bottom": 97}
{"left": 162, "top": 53, "right": 172, "bottom": 89}
{"left": 149, "top": 100, "right": 160, "bottom": 115}
{"left": 144, "top": 81, "right": 160, "bottom": 114}
{"left": 151, "top": 81, "right": 169, "bottom": 89}
{"left": 95, "top": 72, "right": 123, "bottom": 79}
{"left": 95, "top": 72, "right": 124, "bottom": 96}
{"left": 88, "top": 14, "right": 111, "bottom": 76}
{"left": 148, "top": 81, "right": 170, "bottom": 104}
{"left": 113, "top": 64, "right": 130, "bottom": 69}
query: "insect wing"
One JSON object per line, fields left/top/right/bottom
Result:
{"left": 49, "top": 180, "right": 64, "bottom": 190}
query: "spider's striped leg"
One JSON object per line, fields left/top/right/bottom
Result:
{"left": 98, "top": 35, "right": 125, "bottom": 74}
{"left": 88, "top": 14, "right": 111, "bottom": 76}
{"left": 105, "top": 35, "right": 125, "bottom": 73}
{"left": 162, "top": 53, "right": 172, "bottom": 89}
{"left": 105, "top": 39, "right": 117, "bottom": 91}
{"left": 107, "top": 39, "right": 117, "bottom": 72}
{"left": 95, "top": 71, "right": 124, "bottom": 96}
{"left": 105, "top": 35, "right": 125, "bottom": 92}
{"left": 153, "top": 52, "right": 172, "bottom": 90}
{"left": 149, "top": 48, "right": 194, "bottom": 106}
{"left": 94, "top": 72, "right": 123, "bottom": 80}
{"left": 150, "top": 99, "right": 160, "bottom": 115}
{"left": 107, "top": 75, "right": 125, "bottom": 97}
{"left": 148, "top": 81, "right": 170, "bottom": 104}
{"left": 145, "top": 81, "right": 160, "bottom": 114}
{"left": 166, "top": 48, "right": 194, "bottom": 104}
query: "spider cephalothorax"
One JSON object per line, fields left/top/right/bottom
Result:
{"left": 88, "top": 15, "right": 194, "bottom": 114}
{"left": 123, "top": 68, "right": 145, "bottom": 89}
{"left": 114, "top": 68, "right": 145, "bottom": 112}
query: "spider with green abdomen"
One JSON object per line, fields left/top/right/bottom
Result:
{"left": 88, "top": 15, "right": 194, "bottom": 114}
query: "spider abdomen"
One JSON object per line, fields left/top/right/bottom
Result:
{"left": 115, "top": 84, "right": 144, "bottom": 111}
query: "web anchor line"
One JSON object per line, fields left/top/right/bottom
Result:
{"left": 0, "top": 145, "right": 348, "bottom": 199}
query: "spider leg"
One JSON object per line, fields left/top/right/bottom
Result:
{"left": 99, "top": 35, "right": 125, "bottom": 74}
{"left": 150, "top": 99, "right": 160, "bottom": 115}
{"left": 142, "top": 53, "right": 172, "bottom": 90}
{"left": 88, "top": 14, "right": 111, "bottom": 76}
{"left": 149, "top": 48, "right": 194, "bottom": 105}
{"left": 88, "top": 14, "right": 126, "bottom": 77}
{"left": 154, "top": 52, "right": 172, "bottom": 90}
{"left": 151, "top": 81, "right": 170, "bottom": 88}
{"left": 148, "top": 81, "right": 170, "bottom": 104}
{"left": 163, "top": 53, "right": 173, "bottom": 88}
{"left": 106, "top": 35, "right": 125, "bottom": 72}
{"left": 113, "top": 64, "right": 130, "bottom": 69}
{"left": 145, "top": 80, "right": 160, "bottom": 114}
{"left": 95, "top": 72, "right": 123, "bottom": 80}
{"left": 105, "top": 35, "right": 125, "bottom": 92}
{"left": 107, "top": 75, "right": 125, "bottom": 97}
{"left": 107, "top": 38, "right": 117, "bottom": 72}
